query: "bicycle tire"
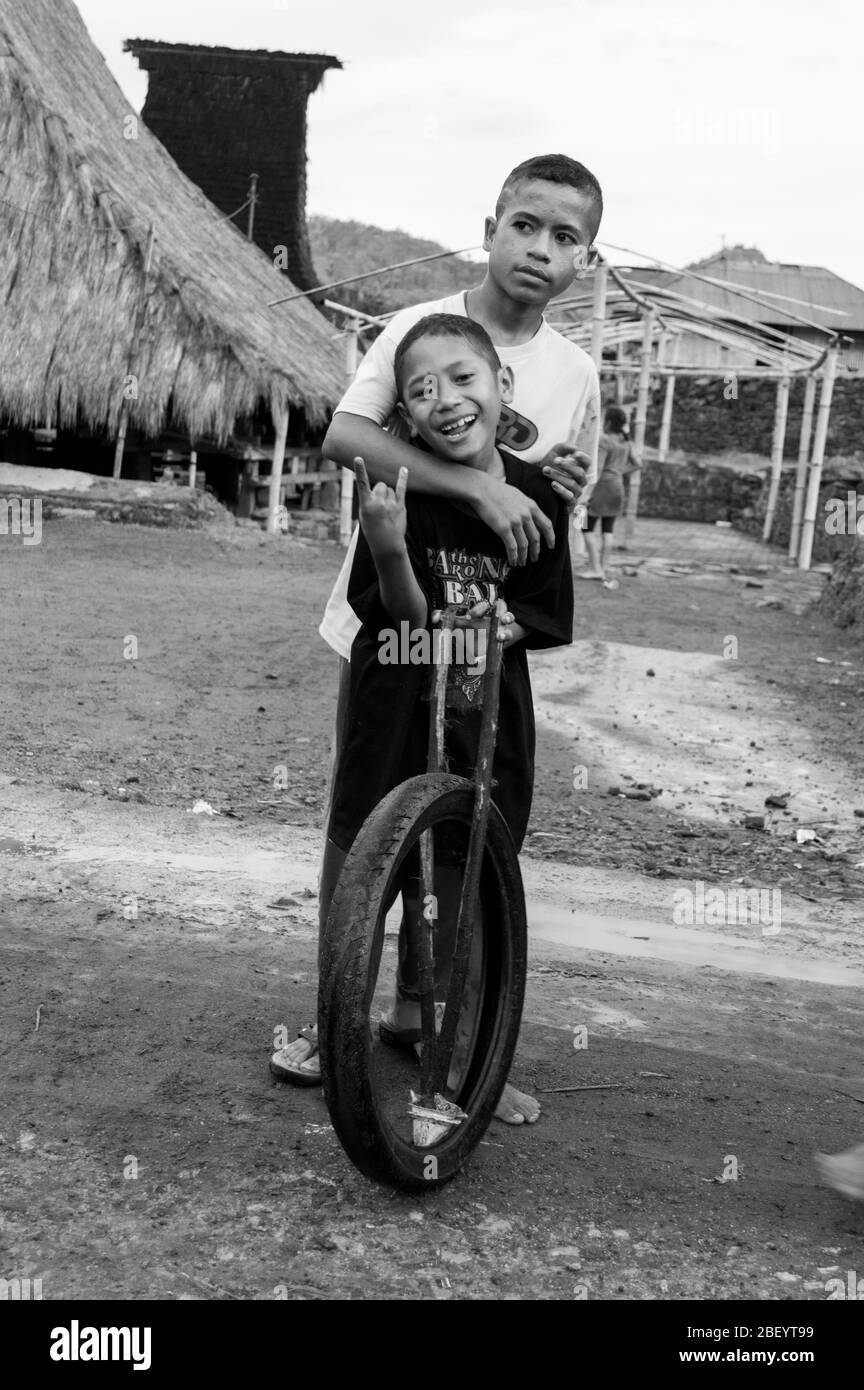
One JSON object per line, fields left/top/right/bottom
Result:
{"left": 318, "top": 772, "right": 527, "bottom": 1191}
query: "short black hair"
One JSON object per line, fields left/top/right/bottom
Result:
{"left": 604, "top": 404, "right": 627, "bottom": 433}
{"left": 394, "top": 313, "right": 501, "bottom": 400}
{"left": 495, "top": 153, "right": 603, "bottom": 223}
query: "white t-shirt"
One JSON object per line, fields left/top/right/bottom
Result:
{"left": 319, "top": 290, "right": 600, "bottom": 659}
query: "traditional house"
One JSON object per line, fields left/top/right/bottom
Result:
{"left": 124, "top": 40, "right": 342, "bottom": 292}
{"left": 0, "top": 0, "right": 345, "bottom": 495}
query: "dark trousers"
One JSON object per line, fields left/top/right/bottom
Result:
{"left": 318, "top": 657, "right": 476, "bottom": 1004}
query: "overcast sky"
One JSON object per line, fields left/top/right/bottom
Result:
{"left": 78, "top": 0, "right": 862, "bottom": 286}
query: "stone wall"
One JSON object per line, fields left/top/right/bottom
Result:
{"left": 643, "top": 375, "right": 864, "bottom": 458}
{"left": 637, "top": 457, "right": 764, "bottom": 523}
{"left": 818, "top": 537, "right": 864, "bottom": 638}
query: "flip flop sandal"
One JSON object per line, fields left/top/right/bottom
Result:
{"left": 270, "top": 1025, "right": 322, "bottom": 1086}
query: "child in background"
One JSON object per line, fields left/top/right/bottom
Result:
{"left": 580, "top": 405, "right": 642, "bottom": 582}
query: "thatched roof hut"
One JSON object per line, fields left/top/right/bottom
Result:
{"left": 0, "top": 0, "right": 345, "bottom": 443}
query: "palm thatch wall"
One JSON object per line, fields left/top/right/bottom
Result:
{"left": 0, "top": 0, "right": 345, "bottom": 443}
{"left": 125, "top": 41, "right": 341, "bottom": 293}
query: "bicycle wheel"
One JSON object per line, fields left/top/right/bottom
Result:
{"left": 318, "top": 771, "right": 527, "bottom": 1191}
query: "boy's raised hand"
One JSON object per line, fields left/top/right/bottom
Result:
{"left": 354, "top": 456, "right": 408, "bottom": 557}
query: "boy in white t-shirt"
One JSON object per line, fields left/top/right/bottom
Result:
{"left": 272, "top": 154, "right": 603, "bottom": 1123}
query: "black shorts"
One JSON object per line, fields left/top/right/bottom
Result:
{"left": 586, "top": 513, "right": 615, "bottom": 534}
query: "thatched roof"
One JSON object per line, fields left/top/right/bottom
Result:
{"left": 0, "top": 0, "right": 345, "bottom": 440}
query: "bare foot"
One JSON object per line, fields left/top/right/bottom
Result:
{"left": 577, "top": 569, "right": 605, "bottom": 582}
{"left": 494, "top": 1082, "right": 540, "bottom": 1125}
{"left": 815, "top": 1143, "right": 864, "bottom": 1200}
{"left": 270, "top": 1026, "right": 320, "bottom": 1082}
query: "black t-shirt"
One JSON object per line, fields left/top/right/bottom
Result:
{"left": 328, "top": 450, "right": 573, "bottom": 853}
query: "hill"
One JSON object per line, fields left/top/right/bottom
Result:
{"left": 308, "top": 215, "right": 483, "bottom": 318}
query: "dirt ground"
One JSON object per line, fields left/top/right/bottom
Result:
{"left": 1, "top": 515, "right": 863, "bottom": 1302}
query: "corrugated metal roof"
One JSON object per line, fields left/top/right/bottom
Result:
{"left": 621, "top": 256, "right": 864, "bottom": 332}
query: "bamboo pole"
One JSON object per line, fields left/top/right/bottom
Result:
{"left": 762, "top": 375, "right": 790, "bottom": 542}
{"left": 598, "top": 364, "right": 814, "bottom": 379}
{"left": 339, "top": 315, "right": 360, "bottom": 546}
{"left": 798, "top": 347, "right": 839, "bottom": 571}
{"left": 589, "top": 261, "right": 608, "bottom": 371}
{"left": 267, "top": 406, "right": 289, "bottom": 533}
{"left": 624, "top": 310, "right": 654, "bottom": 538}
{"left": 247, "top": 174, "right": 259, "bottom": 242}
{"left": 113, "top": 224, "right": 156, "bottom": 480}
{"left": 615, "top": 336, "right": 626, "bottom": 403}
{"left": 657, "top": 372, "right": 675, "bottom": 462}
{"left": 788, "top": 374, "right": 817, "bottom": 561}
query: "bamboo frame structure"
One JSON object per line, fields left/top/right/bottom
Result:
{"left": 657, "top": 372, "right": 675, "bottom": 462}
{"left": 788, "top": 374, "right": 818, "bottom": 561}
{"left": 339, "top": 315, "right": 360, "bottom": 545}
{"left": 798, "top": 347, "right": 840, "bottom": 570}
{"left": 624, "top": 310, "right": 655, "bottom": 538}
{"left": 589, "top": 260, "right": 608, "bottom": 370}
{"left": 762, "top": 375, "right": 790, "bottom": 542}
{"left": 266, "top": 407, "right": 290, "bottom": 533}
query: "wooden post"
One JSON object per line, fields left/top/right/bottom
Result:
{"left": 339, "top": 314, "right": 360, "bottom": 546}
{"left": 267, "top": 406, "right": 289, "bottom": 533}
{"left": 615, "top": 336, "right": 626, "bottom": 403}
{"left": 624, "top": 310, "right": 654, "bottom": 539}
{"left": 188, "top": 447, "right": 197, "bottom": 490}
{"left": 589, "top": 261, "right": 607, "bottom": 371}
{"left": 762, "top": 375, "right": 790, "bottom": 542}
{"left": 247, "top": 174, "right": 258, "bottom": 242}
{"left": 113, "top": 224, "right": 156, "bottom": 480}
{"left": 788, "top": 374, "right": 817, "bottom": 561}
{"left": 798, "top": 347, "right": 839, "bottom": 570}
{"left": 657, "top": 372, "right": 675, "bottom": 462}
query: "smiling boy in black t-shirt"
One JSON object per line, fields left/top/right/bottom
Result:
{"left": 324, "top": 312, "right": 573, "bottom": 1127}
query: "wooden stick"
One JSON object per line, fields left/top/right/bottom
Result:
{"left": 430, "top": 611, "right": 502, "bottom": 1094}
{"left": 789, "top": 374, "right": 817, "bottom": 561}
{"left": 417, "top": 609, "right": 458, "bottom": 1091}
{"left": 624, "top": 310, "right": 654, "bottom": 539}
{"left": 589, "top": 260, "right": 607, "bottom": 370}
{"left": 339, "top": 315, "right": 360, "bottom": 546}
{"left": 539, "top": 1083, "right": 624, "bottom": 1094}
{"left": 657, "top": 372, "right": 675, "bottom": 462}
{"left": 615, "top": 336, "right": 626, "bottom": 404}
{"left": 798, "top": 347, "right": 839, "bottom": 571}
{"left": 113, "top": 224, "right": 156, "bottom": 480}
{"left": 762, "top": 374, "right": 790, "bottom": 542}
{"left": 267, "top": 406, "right": 289, "bottom": 532}
{"left": 247, "top": 173, "right": 258, "bottom": 242}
